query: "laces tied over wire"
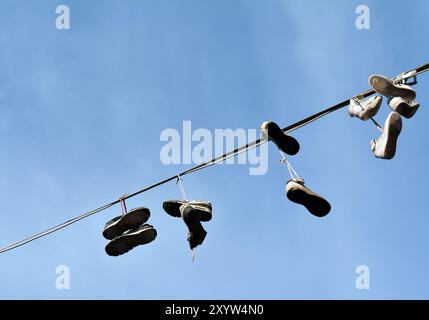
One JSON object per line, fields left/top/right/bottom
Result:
{"left": 119, "top": 196, "right": 128, "bottom": 216}
{"left": 176, "top": 174, "right": 188, "bottom": 201}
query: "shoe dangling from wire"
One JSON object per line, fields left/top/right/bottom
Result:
{"left": 162, "top": 175, "right": 212, "bottom": 261}
{"left": 280, "top": 152, "right": 331, "bottom": 217}
{"left": 348, "top": 96, "right": 383, "bottom": 121}
{"left": 260, "top": 121, "right": 300, "bottom": 155}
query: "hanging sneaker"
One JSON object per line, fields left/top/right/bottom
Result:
{"left": 285, "top": 179, "right": 331, "bottom": 217}
{"left": 180, "top": 203, "right": 207, "bottom": 250}
{"left": 102, "top": 207, "right": 150, "bottom": 240}
{"left": 260, "top": 121, "right": 300, "bottom": 156}
{"left": 388, "top": 97, "right": 420, "bottom": 119}
{"left": 370, "top": 112, "right": 402, "bottom": 160}
{"left": 163, "top": 200, "right": 212, "bottom": 222}
{"left": 105, "top": 224, "right": 157, "bottom": 256}
{"left": 369, "top": 74, "right": 416, "bottom": 101}
{"left": 348, "top": 96, "right": 382, "bottom": 121}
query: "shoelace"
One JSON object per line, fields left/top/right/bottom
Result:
{"left": 279, "top": 150, "right": 301, "bottom": 181}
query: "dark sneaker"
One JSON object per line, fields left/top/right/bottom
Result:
{"left": 163, "top": 200, "right": 212, "bottom": 222}
{"left": 105, "top": 224, "right": 157, "bottom": 256}
{"left": 180, "top": 204, "right": 207, "bottom": 250}
{"left": 260, "top": 121, "right": 300, "bottom": 155}
{"left": 102, "top": 207, "right": 150, "bottom": 240}
{"left": 285, "top": 179, "right": 331, "bottom": 217}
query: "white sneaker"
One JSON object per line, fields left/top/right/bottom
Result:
{"left": 369, "top": 74, "right": 416, "bottom": 101}
{"left": 348, "top": 96, "right": 383, "bottom": 121}
{"left": 370, "top": 112, "right": 402, "bottom": 160}
{"left": 388, "top": 97, "right": 420, "bottom": 119}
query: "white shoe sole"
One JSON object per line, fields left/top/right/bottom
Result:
{"left": 369, "top": 75, "right": 416, "bottom": 101}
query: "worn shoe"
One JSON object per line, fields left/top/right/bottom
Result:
{"left": 260, "top": 121, "right": 300, "bottom": 155}
{"left": 369, "top": 74, "right": 416, "bottom": 101}
{"left": 163, "top": 200, "right": 212, "bottom": 222}
{"left": 370, "top": 112, "right": 402, "bottom": 160}
{"left": 285, "top": 179, "right": 331, "bottom": 217}
{"left": 388, "top": 97, "right": 420, "bottom": 119}
{"left": 180, "top": 204, "right": 207, "bottom": 250}
{"left": 105, "top": 224, "right": 157, "bottom": 256}
{"left": 348, "top": 96, "right": 382, "bottom": 121}
{"left": 102, "top": 207, "right": 150, "bottom": 240}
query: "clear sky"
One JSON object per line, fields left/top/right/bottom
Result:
{"left": 1, "top": 0, "right": 429, "bottom": 299}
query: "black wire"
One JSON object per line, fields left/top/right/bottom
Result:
{"left": 1, "top": 62, "right": 428, "bottom": 254}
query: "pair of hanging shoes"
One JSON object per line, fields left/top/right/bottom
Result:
{"left": 370, "top": 74, "right": 420, "bottom": 119}
{"left": 163, "top": 200, "right": 212, "bottom": 250}
{"left": 260, "top": 121, "right": 331, "bottom": 217}
{"left": 103, "top": 207, "right": 157, "bottom": 256}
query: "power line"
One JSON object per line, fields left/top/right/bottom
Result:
{"left": 1, "top": 61, "right": 428, "bottom": 254}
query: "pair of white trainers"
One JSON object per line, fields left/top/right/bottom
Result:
{"left": 348, "top": 74, "right": 420, "bottom": 159}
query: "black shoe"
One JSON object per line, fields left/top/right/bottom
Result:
{"left": 105, "top": 224, "right": 157, "bottom": 256}
{"left": 163, "top": 200, "right": 212, "bottom": 222}
{"left": 102, "top": 207, "right": 150, "bottom": 240}
{"left": 180, "top": 204, "right": 207, "bottom": 250}
{"left": 285, "top": 179, "right": 331, "bottom": 217}
{"left": 261, "top": 121, "right": 300, "bottom": 155}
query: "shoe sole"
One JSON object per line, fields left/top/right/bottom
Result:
{"left": 263, "top": 121, "right": 300, "bottom": 155}
{"left": 377, "top": 112, "right": 402, "bottom": 160}
{"left": 103, "top": 207, "right": 150, "bottom": 240}
{"left": 286, "top": 185, "right": 331, "bottom": 217}
{"left": 105, "top": 227, "right": 157, "bottom": 256}
{"left": 390, "top": 100, "right": 419, "bottom": 119}
{"left": 369, "top": 75, "right": 416, "bottom": 101}
{"left": 163, "top": 201, "right": 183, "bottom": 218}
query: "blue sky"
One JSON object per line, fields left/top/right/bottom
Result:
{"left": 1, "top": 0, "right": 429, "bottom": 299}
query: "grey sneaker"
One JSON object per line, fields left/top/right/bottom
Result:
{"left": 388, "top": 97, "right": 420, "bottom": 119}
{"left": 285, "top": 179, "right": 331, "bottom": 217}
{"left": 370, "top": 112, "right": 402, "bottom": 160}
{"left": 348, "top": 96, "right": 383, "bottom": 121}
{"left": 102, "top": 207, "right": 150, "bottom": 240}
{"left": 163, "top": 200, "right": 212, "bottom": 222}
{"left": 369, "top": 74, "right": 416, "bottom": 101}
{"left": 105, "top": 224, "right": 157, "bottom": 256}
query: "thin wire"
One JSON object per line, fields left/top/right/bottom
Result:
{"left": 1, "top": 61, "right": 428, "bottom": 254}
